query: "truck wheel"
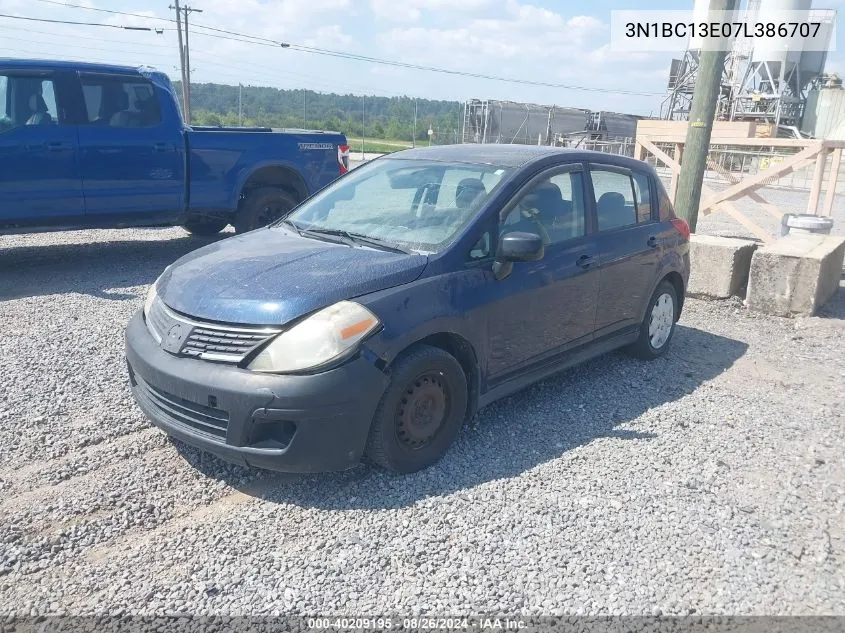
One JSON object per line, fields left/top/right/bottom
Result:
{"left": 235, "top": 187, "right": 298, "bottom": 233}
{"left": 181, "top": 216, "right": 228, "bottom": 236}
{"left": 365, "top": 345, "right": 468, "bottom": 474}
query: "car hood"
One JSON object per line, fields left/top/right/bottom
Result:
{"left": 157, "top": 227, "right": 428, "bottom": 325}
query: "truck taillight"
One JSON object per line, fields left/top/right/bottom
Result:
{"left": 337, "top": 144, "right": 350, "bottom": 174}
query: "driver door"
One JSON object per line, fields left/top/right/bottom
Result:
{"left": 0, "top": 69, "right": 83, "bottom": 222}
{"left": 484, "top": 164, "right": 601, "bottom": 384}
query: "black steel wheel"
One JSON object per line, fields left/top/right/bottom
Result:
{"left": 365, "top": 345, "right": 468, "bottom": 473}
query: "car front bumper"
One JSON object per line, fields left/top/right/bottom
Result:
{"left": 124, "top": 310, "right": 389, "bottom": 473}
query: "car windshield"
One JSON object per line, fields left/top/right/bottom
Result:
{"left": 279, "top": 158, "right": 511, "bottom": 253}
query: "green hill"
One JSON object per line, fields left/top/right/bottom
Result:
{"left": 175, "top": 82, "right": 463, "bottom": 145}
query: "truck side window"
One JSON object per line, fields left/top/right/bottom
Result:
{"left": 79, "top": 75, "right": 162, "bottom": 128}
{"left": 0, "top": 73, "right": 60, "bottom": 132}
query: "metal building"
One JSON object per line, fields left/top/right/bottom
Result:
{"left": 461, "top": 100, "right": 642, "bottom": 145}
{"left": 461, "top": 100, "right": 589, "bottom": 145}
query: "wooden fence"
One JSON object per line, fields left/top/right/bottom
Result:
{"left": 634, "top": 124, "right": 844, "bottom": 243}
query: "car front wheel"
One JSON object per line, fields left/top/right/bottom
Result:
{"left": 626, "top": 280, "right": 678, "bottom": 360}
{"left": 365, "top": 345, "right": 468, "bottom": 473}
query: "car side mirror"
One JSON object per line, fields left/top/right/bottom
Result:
{"left": 492, "top": 231, "right": 544, "bottom": 280}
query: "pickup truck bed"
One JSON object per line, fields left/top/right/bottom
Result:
{"left": 0, "top": 59, "right": 349, "bottom": 236}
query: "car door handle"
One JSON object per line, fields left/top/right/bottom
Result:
{"left": 576, "top": 254, "right": 595, "bottom": 269}
{"left": 47, "top": 141, "right": 72, "bottom": 152}
{"left": 647, "top": 236, "right": 659, "bottom": 248}
{"left": 153, "top": 142, "right": 171, "bottom": 152}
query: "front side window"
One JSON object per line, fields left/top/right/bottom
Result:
{"left": 80, "top": 74, "right": 162, "bottom": 128}
{"left": 0, "top": 73, "right": 59, "bottom": 133}
{"left": 501, "top": 169, "right": 586, "bottom": 246}
{"left": 284, "top": 158, "right": 511, "bottom": 253}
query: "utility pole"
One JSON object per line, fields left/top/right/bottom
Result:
{"left": 170, "top": 0, "right": 187, "bottom": 120}
{"left": 674, "top": 0, "right": 738, "bottom": 232}
{"left": 169, "top": 2, "right": 202, "bottom": 124}
{"left": 412, "top": 99, "right": 417, "bottom": 148}
{"left": 238, "top": 83, "right": 243, "bottom": 126}
{"left": 361, "top": 95, "right": 365, "bottom": 159}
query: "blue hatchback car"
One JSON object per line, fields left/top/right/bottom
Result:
{"left": 125, "top": 145, "right": 691, "bottom": 473}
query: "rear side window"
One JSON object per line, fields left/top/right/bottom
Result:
{"left": 631, "top": 171, "right": 653, "bottom": 223}
{"left": 79, "top": 74, "right": 162, "bottom": 128}
{"left": 590, "top": 168, "right": 637, "bottom": 231}
{"left": 657, "top": 181, "right": 676, "bottom": 221}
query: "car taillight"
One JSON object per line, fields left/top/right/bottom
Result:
{"left": 671, "top": 218, "right": 690, "bottom": 241}
{"left": 337, "top": 144, "right": 350, "bottom": 175}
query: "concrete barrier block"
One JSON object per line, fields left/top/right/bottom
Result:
{"left": 687, "top": 235, "right": 758, "bottom": 299}
{"left": 746, "top": 234, "right": 845, "bottom": 317}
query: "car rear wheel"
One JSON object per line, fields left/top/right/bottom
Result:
{"left": 365, "top": 345, "right": 468, "bottom": 473}
{"left": 235, "top": 187, "right": 298, "bottom": 234}
{"left": 625, "top": 280, "right": 678, "bottom": 360}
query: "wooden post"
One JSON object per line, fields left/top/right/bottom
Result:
{"left": 634, "top": 140, "right": 645, "bottom": 161}
{"left": 669, "top": 142, "right": 683, "bottom": 201}
{"left": 807, "top": 147, "right": 828, "bottom": 215}
{"left": 822, "top": 147, "right": 842, "bottom": 218}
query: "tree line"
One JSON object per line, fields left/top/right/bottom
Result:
{"left": 174, "top": 82, "right": 463, "bottom": 144}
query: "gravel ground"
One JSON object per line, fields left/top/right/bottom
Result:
{"left": 1, "top": 225, "right": 844, "bottom": 617}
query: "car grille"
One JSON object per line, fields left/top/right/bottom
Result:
{"left": 146, "top": 296, "right": 281, "bottom": 364}
{"left": 182, "top": 327, "right": 272, "bottom": 359}
{"left": 134, "top": 374, "right": 229, "bottom": 441}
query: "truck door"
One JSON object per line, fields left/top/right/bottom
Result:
{"left": 0, "top": 69, "right": 83, "bottom": 223}
{"left": 76, "top": 72, "right": 184, "bottom": 220}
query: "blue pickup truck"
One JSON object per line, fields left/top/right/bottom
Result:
{"left": 0, "top": 59, "right": 349, "bottom": 235}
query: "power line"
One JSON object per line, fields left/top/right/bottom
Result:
{"left": 25, "top": 1, "right": 664, "bottom": 97}
{"left": 0, "top": 13, "right": 158, "bottom": 31}
{"left": 33, "top": 0, "right": 173, "bottom": 24}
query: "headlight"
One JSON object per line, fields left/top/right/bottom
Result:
{"left": 143, "top": 282, "right": 158, "bottom": 322}
{"left": 248, "top": 301, "right": 379, "bottom": 373}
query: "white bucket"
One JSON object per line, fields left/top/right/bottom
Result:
{"left": 780, "top": 214, "right": 834, "bottom": 236}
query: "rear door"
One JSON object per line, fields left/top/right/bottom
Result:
{"left": 0, "top": 69, "right": 83, "bottom": 222}
{"left": 588, "top": 164, "right": 661, "bottom": 337}
{"left": 76, "top": 72, "right": 184, "bottom": 219}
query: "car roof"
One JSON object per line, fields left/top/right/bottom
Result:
{"left": 386, "top": 144, "right": 652, "bottom": 172}
{"left": 0, "top": 58, "right": 150, "bottom": 75}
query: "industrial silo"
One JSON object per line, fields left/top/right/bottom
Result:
{"left": 729, "top": 0, "right": 819, "bottom": 127}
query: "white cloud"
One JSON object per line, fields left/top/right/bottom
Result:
{"left": 370, "top": 0, "right": 494, "bottom": 23}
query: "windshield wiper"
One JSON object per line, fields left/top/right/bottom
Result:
{"left": 299, "top": 226, "right": 355, "bottom": 247}
{"left": 278, "top": 219, "right": 302, "bottom": 235}
{"left": 300, "top": 227, "right": 412, "bottom": 254}
{"left": 345, "top": 232, "right": 412, "bottom": 254}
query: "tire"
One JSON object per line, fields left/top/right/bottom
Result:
{"left": 625, "top": 280, "right": 679, "bottom": 360}
{"left": 180, "top": 216, "right": 228, "bottom": 236}
{"left": 235, "top": 187, "right": 298, "bottom": 234}
{"left": 365, "top": 345, "right": 468, "bottom": 473}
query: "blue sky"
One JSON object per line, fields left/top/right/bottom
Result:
{"left": 0, "top": 0, "right": 842, "bottom": 115}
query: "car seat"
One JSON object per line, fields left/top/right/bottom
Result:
{"left": 455, "top": 178, "right": 487, "bottom": 209}
{"left": 26, "top": 94, "right": 54, "bottom": 126}
{"left": 597, "top": 191, "right": 633, "bottom": 230}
